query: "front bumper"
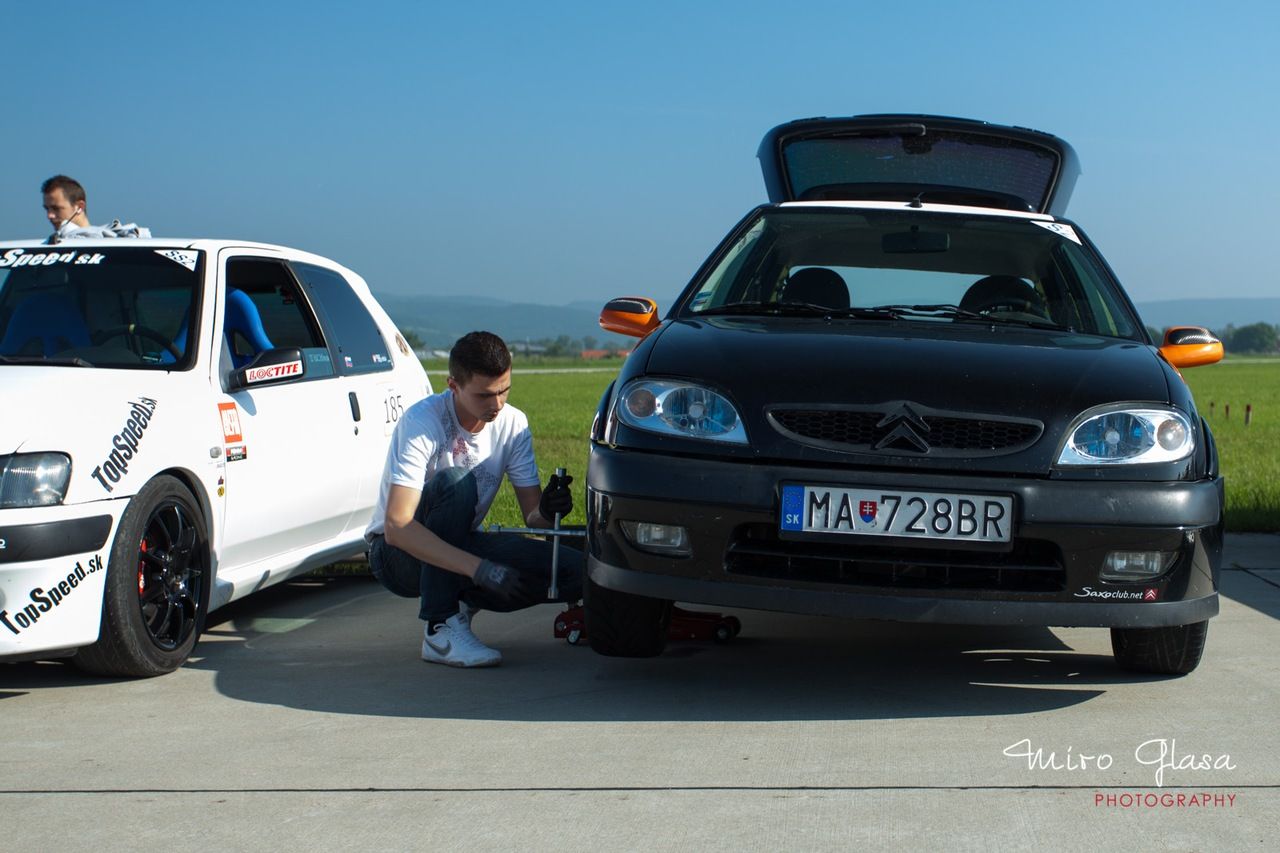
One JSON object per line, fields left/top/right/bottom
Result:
{"left": 0, "top": 503, "right": 122, "bottom": 658}
{"left": 587, "top": 445, "right": 1222, "bottom": 628}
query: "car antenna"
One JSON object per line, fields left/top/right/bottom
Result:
{"left": 908, "top": 192, "right": 924, "bottom": 208}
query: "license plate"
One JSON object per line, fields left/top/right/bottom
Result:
{"left": 779, "top": 484, "right": 1014, "bottom": 543}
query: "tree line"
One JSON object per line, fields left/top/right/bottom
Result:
{"left": 1148, "top": 322, "right": 1279, "bottom": 354}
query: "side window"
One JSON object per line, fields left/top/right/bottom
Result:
{"left": 223, "top": 258, "right": 334, "bottom": 379}
{"left": 291, "top": 262, "right": 393, "bottom": 375}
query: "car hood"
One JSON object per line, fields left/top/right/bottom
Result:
{"left": 0, "top": 366, "right": 190, "bottom": 503}
{"left": 638, "top": 317, "right": 1171, "bottom": 474}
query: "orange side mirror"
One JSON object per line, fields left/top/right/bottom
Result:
{"left": 1160, "top": 326, "right": 1224, "bottom": 369}
{"left": 600, "top": 297, "right": 660, "bottom": 339}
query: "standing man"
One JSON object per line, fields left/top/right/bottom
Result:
{"left": 42, "top": 175, "right": 91, "bottom": 243}
{"left": 365, "top": 331, "right": 582, "bottom": 667}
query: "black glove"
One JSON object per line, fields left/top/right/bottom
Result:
{"left": 539, "top": 472, "right": 574, "bottom": 521}
{"left": 473, "top": 558, "right": 541, "bottom": 605}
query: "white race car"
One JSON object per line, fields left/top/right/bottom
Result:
{"left": 0, "top": 239, "right": 431, "bottom": 675}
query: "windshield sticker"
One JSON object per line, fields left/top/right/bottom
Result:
{"left": 0, "top": 555, "right": 104, "bottom": 636}
{"left": 0, "top": 248, "right": 104, "bottom": 268}
{"left": 245, "top": 361, "right": 302, "bottom": 384}
{"left": 1034, "top": 221, "right": 1082, "bottom": 245}
{"left": 157, "top": 249, "right": 198, "bottom": 271}
{"left": 218, "top": 402, "right": 243, "bottom": 443}
{"left": 91, "top": 397, "right": 159, "bottom": 494}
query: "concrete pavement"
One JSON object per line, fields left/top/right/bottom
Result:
{"left": 1, "top": 535, "right": 1276, "bottom": 851}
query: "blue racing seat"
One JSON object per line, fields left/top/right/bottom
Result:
{"left": 224, "top": 288, "right": 274, "bottom": 367}
{"left": 0, "top": 291, "right": 92, "bottom": 356}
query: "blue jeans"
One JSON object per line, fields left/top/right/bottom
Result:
{"left": 368, "top": 468, "right": 584, "bottom": 623}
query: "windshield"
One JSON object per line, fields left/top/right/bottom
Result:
{"left": 682, "top": 207, "right": 1140, "bottom": 339}
{"left": 0, "top": 247, "right": 202, "bottom": 369}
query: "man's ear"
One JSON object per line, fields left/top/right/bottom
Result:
{"left": 446, "top": 375, "right": 458, "bottom": 393}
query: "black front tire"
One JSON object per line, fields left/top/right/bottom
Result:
{"left": 75, "top": 476, "right": 210, "bottom": 677}
{"left": 1111, "top": 621, "right": 1208, "bottom": 675}
{"left": 584, "top": 572, "right": 671, "bottom": 657}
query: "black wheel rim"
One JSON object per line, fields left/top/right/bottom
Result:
{"left": 135, "top": 500, "right": 203, "bottom": 651}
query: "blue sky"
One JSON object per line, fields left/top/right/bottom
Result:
{"left": 2, "top": 1, "right": 1276, "bottom": 308}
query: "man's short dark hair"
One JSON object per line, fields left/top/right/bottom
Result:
{"left": 41, "top": 175, "right": 86, "bottom": 206}
{"left": 449, "top": 331, "right": 512, "bottom": 384}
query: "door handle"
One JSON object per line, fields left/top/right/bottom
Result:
{"left": 348, "top": 391, "right": 361, "bottom": 422}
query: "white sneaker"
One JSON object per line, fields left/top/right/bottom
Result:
{"left": 421, "top": 606, "right": 502, "bottom": 668}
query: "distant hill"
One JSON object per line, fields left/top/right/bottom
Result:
{"left": 1136, "top": 298, "right": 1280, "bottom": 333}
{"left": 377, "top": 294, "right": 1280, "bottom": 349}
{"left": 376, "top": 293, "right": 632, "bottom": 350}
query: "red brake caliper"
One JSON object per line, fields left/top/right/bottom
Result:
{"left": 138, "top": 540, "right": 148, "bottom": 595}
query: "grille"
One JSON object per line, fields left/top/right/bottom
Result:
{"left": 725, "top": 523, "right": 1064, "bottom": 592}
{"left": 769, "top": 408, "right": 1041, "bottom": 454}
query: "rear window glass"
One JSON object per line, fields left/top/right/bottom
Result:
{"left": 784, "top": 132, "right": 1057, "bottom": 211}
{"left": 292, "top": 262, "right": 392, "bottom": 375}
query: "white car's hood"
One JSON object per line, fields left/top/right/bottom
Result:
{"left": 0, "top": 365, "right": 203, "bottom": 504}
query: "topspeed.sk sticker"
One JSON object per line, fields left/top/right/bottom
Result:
{"left": 0, "top": 555, "right": 105, "bottom": 635}
{"left": 0, "top": 248, "right": 104, "bottom": 267}
{"left": 91, "top": 397, "right": 159, "bottom": 493}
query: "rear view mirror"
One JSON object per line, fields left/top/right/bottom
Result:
{"left": 600, "top": 297, "right": 660, "bottom": 339}
{"left": 228, "top": 346, "right": 306, "bottom": 390}
{"left": 882, "top": 229, "right": 950, "bottom": 253}
{"left": 1160, "top": 326, "right": 1223, "bottom": 369}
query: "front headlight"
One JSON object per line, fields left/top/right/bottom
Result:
{"left": 0, "top": 452, "right": 73, "bottom": 507}
{"left": 1055, "top": 407, "right": 1194, "bottom": 466}
{"left": 616, "top": 379, "right": 748, "bottom": 444}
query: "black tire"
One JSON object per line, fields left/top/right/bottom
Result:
{"left": 1111, "top": 621, "right": 1208, "bottom": 675}
{"left": 584, "top": 572, "right": 672, "bottom": 657}
{"left": 75, "top": 476, "right": 210, "bottom": 677}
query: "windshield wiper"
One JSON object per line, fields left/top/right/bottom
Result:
{"left": 0, "top": 354, "right": 95, "bottom": 367}
{"left": 865, "top": 303, "right": 1071, "bottom": 331}
{"left": 696, "top": 300, "right": 835, "bottom": 317}
{"left": 698, "top": 301, "right": 915, "bottom": 320}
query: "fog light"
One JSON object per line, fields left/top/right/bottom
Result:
{"left": 620, "top": 521, "right": 691, "bottom": 556}
{"left": 1100, "top": 551, "right": 1174, "bottom": 580}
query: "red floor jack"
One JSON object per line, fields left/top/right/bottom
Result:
{"left": 490, "top": 468, "right": 743, "bottom": 646}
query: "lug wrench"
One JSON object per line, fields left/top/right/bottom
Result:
{"left": 480, "top": 466, "right": 580, "bottom": 600}
{"left": 549, "top": 466, "right": 566, "bottom": 600}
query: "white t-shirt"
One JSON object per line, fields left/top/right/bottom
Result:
{"left": 365, "top": 390, "right": 540, "bottom": 539}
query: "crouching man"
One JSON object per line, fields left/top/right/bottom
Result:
{"left": 365, "top": 331, "right": 583, "bottom": 667}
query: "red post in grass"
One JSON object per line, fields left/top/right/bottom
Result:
{"left": 1210, "top": 401, "right": 1215, "bottom": 417}
{"left": 1225, "top": 403, "right": 1230, "bottom": 419}
{"left": 1245, "top": 404, "right": 1252, "bottom": 426}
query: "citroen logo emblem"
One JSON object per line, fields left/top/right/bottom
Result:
{"left": 874, "top": 403, "right": 931, "bottom": 453}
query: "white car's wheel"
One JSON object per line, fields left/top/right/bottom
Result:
{"left": 75, "top": 476, "right": 209, "bottom": 677}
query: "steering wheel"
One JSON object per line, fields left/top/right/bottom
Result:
{"left": 91, "top": 324, "right": 183, "bottom": 359}
{"left": 969, "top": 294, "right": 1048, "bottom": 316}
{"left": 960, "top": 276, "right": 1050, "bottom": 319}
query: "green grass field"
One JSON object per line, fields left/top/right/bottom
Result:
{"left": 424, "top": 368, "right": 616, "bottom": 529}
{"left": 452, "top": 360, "right": 1279, "bottom": 533}
{"left": 1182, "top": 360, "right": 1280, "bottom": 531}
